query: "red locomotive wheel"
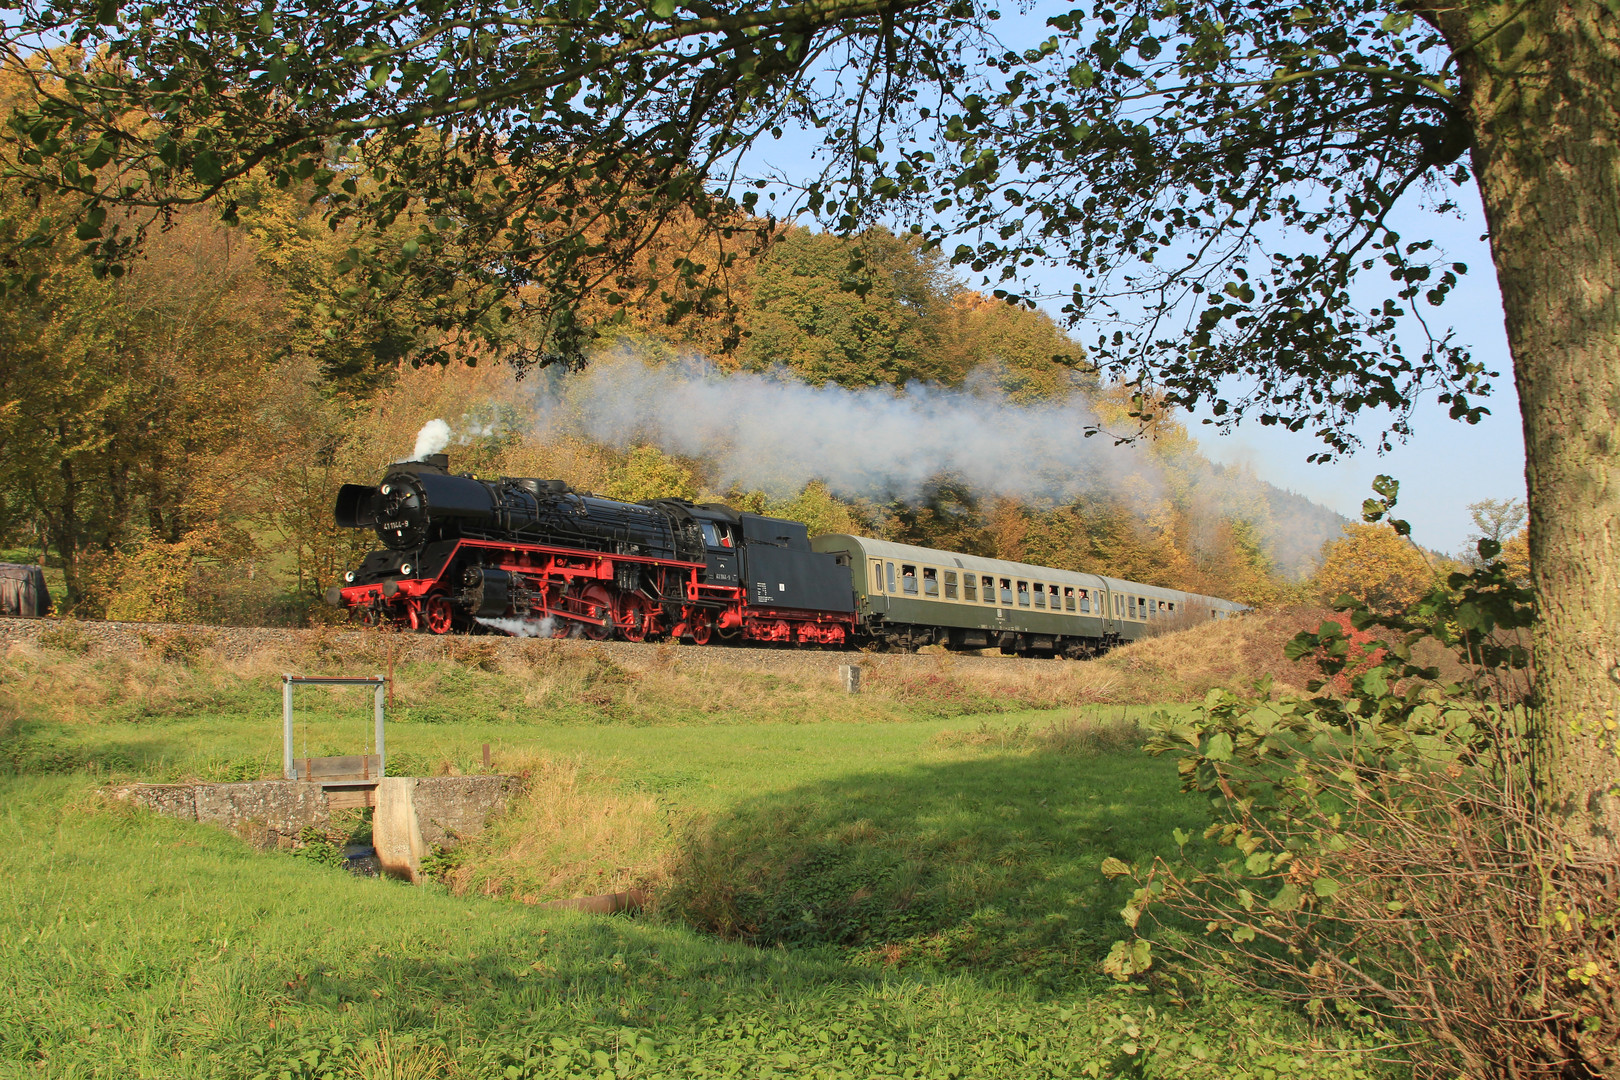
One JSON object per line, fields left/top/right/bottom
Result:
{"left": 424, "top": 595, "right": 454, "bottom": 635}
{"left": 689, "top": 611, "right": 713, "bottom": 646}
{"left": 579, "top": 584, "right": 615, "bottom": 640}
{"left": 617, "top": 593, "right": 652, "bottom": 643}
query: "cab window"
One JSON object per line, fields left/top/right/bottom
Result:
{"left": 1017, "top": 581, "right": 1031, "bottom": 607}
{"left": 901, "top": 565, "right": 918, "bottom": 594}
{"left": 700, "top": 522, "right": 719, "bottom": 546}
{"left": 923, "top": 567, "right": 939, "bottom": 597}
{"left": 1033, "top": 583, "right": 1046, "bottom": 608}
{"left": 964, "top": 574, "right": 977, "bottom": 602}
{"left": 944, "top": 570, "right": 958, "bottom": 599}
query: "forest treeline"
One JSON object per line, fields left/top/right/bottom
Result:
{"left": 0, "top": 61, "right": 1365, "bottom": 625}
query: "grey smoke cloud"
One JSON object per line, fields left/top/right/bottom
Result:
{"left": 532, "top": 354, "right": 1164, "bottom": 506}
{"left": 509, "top": 353, "right": 1342, "bottom": 578}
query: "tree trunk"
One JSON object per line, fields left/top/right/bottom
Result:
{"left": 1452, "top": 1, "right": 1620, "bottom": 854}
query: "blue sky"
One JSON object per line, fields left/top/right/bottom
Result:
{"left": 1176, "top": 193, "right": 1525, "bottom": 557}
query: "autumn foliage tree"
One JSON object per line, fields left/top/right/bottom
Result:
{"left": 1314, "top": 523, "right": 1438, "bottom": 613}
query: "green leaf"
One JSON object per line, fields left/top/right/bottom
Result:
{"left": 1205, "top": 732, "right": 1233, "bottom": 762}
{"left": 1100, "top": 856, "right": 1131, "bottom": 878}
{"left": 1312, "top": 876, "right": 1341, "bottom": 898}
{"left": 1269, "top": 883, "right": 1302, "bottom": 912}
{"left": 650, "top": 0, "right": 675, "bottom": 16}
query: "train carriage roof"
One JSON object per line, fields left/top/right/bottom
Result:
{"left": 810, "top": 534, "right": 1246, "bottom": 613}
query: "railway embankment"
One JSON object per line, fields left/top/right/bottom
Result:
{"left": 0, "top": 607, "right": 1348, "bottom": 707}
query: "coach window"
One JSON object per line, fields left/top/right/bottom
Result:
{"left": 901, "top": 565, "right": 918, "bottom": 594}
{"left": 886, "top": 562, "right": 896, "bottom": 592}
{"left": 1034, "top": 583, "right": 1046, "bottom": 608}
{"left": 985, "top": 576, "right": 998, "bottom": 603}
{"left": 923, "top": 567, "right": 939, "bottom": 596}
{"left": 1000, "top": 578, "right": 1013, "bottom": 604}
{"left": 1017, "top": 581, "right": 1031, "bottom": 607}
{"left": 963, "top": 574, "right": 977, "bottom": 602}
{"left": 944, "top": 570, "right": 959, "bottom": 599}
{"left": 1050, "top": 585, "right": 1061, "bottom": 609}
{"left": 870, "top": 560, "right": 885, "bottom": 592}
{"left": 1128, "top": 596, "right": 1137, "bottom": 619}
{"left": 1078, "top": 589, "right": 1090, "bottom": 613}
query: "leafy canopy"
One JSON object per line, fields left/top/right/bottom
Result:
{"left": 3, "top": 0, "right": 1494, "bottom": 457}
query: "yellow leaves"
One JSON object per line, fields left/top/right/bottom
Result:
{"left": 1313, "top": 522, "right": 1437, "bottom": 612}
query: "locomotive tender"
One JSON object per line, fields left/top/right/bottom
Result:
{"left": 328, "top": 455, "right": 1243, "bottom": 654}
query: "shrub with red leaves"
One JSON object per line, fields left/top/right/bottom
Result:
{"left": 1313, "top": 613, "right": 1387, "bottom": 695}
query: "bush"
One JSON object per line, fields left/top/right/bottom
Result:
{"left": 1107, "top": 552, "right": 1620, "bottom": 1077}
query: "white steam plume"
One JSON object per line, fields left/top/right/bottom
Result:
{"left": 532, "top": 354, "right": 1164, "bottom": 507}
{"left": 412, "top": 418, "right": 453, "bottom": 460}
{"left": 475, "top": 615, "right": 558, "bottom": 638}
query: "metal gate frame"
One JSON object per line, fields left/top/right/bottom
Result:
{"left": 281, "top": 674, "right": 386, "bottom": 781}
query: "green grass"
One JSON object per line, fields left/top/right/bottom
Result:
{"left": 0, "top": 641, "right": 1393, "bottom": 1079}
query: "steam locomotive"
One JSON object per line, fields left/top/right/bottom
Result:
{"left": 327, "top": 455, "right": 1245, "bottom": 653}
{"left": 327, "top": 454, "right": 857, "bottom": 645}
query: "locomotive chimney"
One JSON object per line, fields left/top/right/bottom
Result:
{"left": 418, "top": 453, "right": 450, "bottom": 471}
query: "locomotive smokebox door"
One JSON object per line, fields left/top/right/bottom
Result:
{"left": 334, "top": 484, "right": 378, "bottom": 528}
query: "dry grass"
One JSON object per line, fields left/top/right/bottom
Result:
{"left": 1094, "top": 606, "right": 1344, "bottom": 701}
{"left": 349, "top": 1031, "right": 454, "bottom": 1080}
{"left": 930, "top": 712, "right": 1143, "bottom": 754}
{"left": 441, "top": 750, "right": 677, "bottom": 904}
{"left": 0, "top": 606, "right": 1438, "bottom": 747}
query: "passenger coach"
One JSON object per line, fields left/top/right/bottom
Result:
{"left": 812, "top": 535, "right": 1245, "bottom": 657}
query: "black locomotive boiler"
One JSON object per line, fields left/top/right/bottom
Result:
{"left": 328, "top": 454, "right": 857, "bottom": 644}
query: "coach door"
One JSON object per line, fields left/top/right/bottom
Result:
{"left": 868, "top": 558, "right": 889, "bottom": 612}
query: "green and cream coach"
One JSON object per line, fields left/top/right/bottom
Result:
{"left": 811, "top": 535, "right": 1246, "bottom": 657}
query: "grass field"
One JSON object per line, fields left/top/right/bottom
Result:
{"left": 0, "top": 629, "right": 1391, "bottom": 1079}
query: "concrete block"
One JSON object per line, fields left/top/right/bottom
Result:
{"left": 111, "top": 784, "right": 198, "bottom": 821}
{"left": 195, "top": 781, "right": 329, "bottom": 842}
{"left": 373, "top": 777, "right": 427, "bottom": 883}
{"left": 839, "top": 664, "right": 861, "bottom": 694}
{"left": 412, "top": 775, "right": 517, "bottom": 848}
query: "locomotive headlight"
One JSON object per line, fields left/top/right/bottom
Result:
{"left": 400, "top": 563, "right": 413, "bottom": 576}
{"left": 381, "top": 483, "right": 392, "bottom": 495}
{"left": 344, "top": 571, "right": 355, "bottom": 583}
